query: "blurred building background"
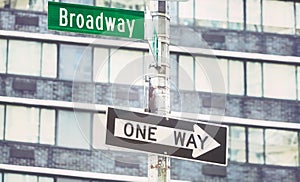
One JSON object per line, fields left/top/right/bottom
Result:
{"left": 0, "top": 0, "right": 300, "bottom": 181}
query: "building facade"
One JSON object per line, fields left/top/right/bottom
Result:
{"left": 0, "top": 0, "right": 300, "bottom": 181}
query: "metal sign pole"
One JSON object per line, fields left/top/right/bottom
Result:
{"left": 147, "top": 1, "right": 170, "bottom": 182}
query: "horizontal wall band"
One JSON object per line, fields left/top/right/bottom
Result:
{"left": 1, "top": 96, "right": 300, "bottom": 130}
{"left": 1, "top": 30, "right": 300, "bottom": 64}
{"left": 0, "top": 164, "right": 189, "bottom": 182}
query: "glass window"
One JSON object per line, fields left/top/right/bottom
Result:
{"left": 195, "top": 57, "right": 212, "bottom": 93}
{"left": 92, "top": 113, "right": 106, "bottom": 149}
{"left": 10, "top": 0, "right": 44, "bottom": 11}
{"left": 93, "top": 113, "right": 126, "bottom": 151}
{"left": 4, "top": 173, "right": 37, "bottom": 182}
{"left": 170, "top": 1, "right": 178, "bottom": 25}
{"left": 93, "top": 47, "right": 109, "bottom": 83}
{"left": 298, "top": 66, "right": 300, "bottom": 100}
{"left": 263, "top": 0, "right": 294, "bottom": 34}
{"left": 265, "top": 129, "right": 299, "bottom": 166}
{"left": 43, "top": 0, "right": 53, "bottom": 12}
{"left": 57, "top": 177, "right": 89, "bottom": 182}
{"left": 95, "top": 0, "right": 110, "bottom": 7}
{"left": 4, "top": 174, "right": 53, "bottom": 182}
{"left": 0, "top": 105, "right": 4, "bottom": 140}
{"left": 38, "top": 177, "right": 54, "bottom": 182}
{"left": 8, "top": 40, "right": 41, "bottom": 76}
{"left": 96, "top": 0, "right": 143, "bottom": 11}
{"left": 229, "top": 60, "right": 244, "bottom": 95}
{"left": 57, "top": 110, "right": 91, "bottom": 149}
{"left": 170, "top": 54, "right": 178, "bottom": 90}
{"left": 110, "top": 49, "right": 144, "bottom": 85}
{"left": 61, "top": 0, "right": 93, "bottom": 5}
{"left": 0, "top": 39, "right": 7, "bottom": 73}
{"left": 247, "top": 62, "right": 262, "bottom": 97}
{"left": 246, "top": 0, "right": 262, "bottom": 31}
{"left": 178, "top": 0, "right": 194, "bottom": 25}
{"left": 39, "top": 109, "right": 55, "bottom": 145}
{"left": 263, "top": 63, "right": 296, "bottom": 100}
{"left": 195, "top": 57, "right": 228, "bottom": 94}
{"left": 228, "top": 0, "right": 243, "bottom": 30}
{"left": 196, "top": 0, "right": 227, "bottom": 28}
{"left": 0, "top": 0, "right": 9, "bottom": 8}
{"left": 59, "top": 44, "right": 92, "bottom": 81}
{"left": 42, "top": 43, "right": 57, "bottom": 78}
{"left": 229, "top": 126, "right": 246, "bottom": 162}
{"left": 5, "top": 105, "right": 39, "bottom": 143}
{"left": 248, "top": 128, "right": 264, "bottom": 164}
{"left": 217, "top": 58, "right": 228, "bottom": 94}
{"left": 178, "top": 55, "right": 194, "bottom": 90}
{"left": 297, "top": 3, "right": 300, "bottom": 34}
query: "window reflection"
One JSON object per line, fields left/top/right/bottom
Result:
{"left": 5, "top": 40, "right": 57, "bottom": 77}
{"left": 38, "top": 177, "right": 54, "bottom": 182}
{"left": 170, "top": 54, "right": 178, "bottom": 89}
{"left": 0, "top": 0, "right": 10, "bottom": 8}
{"left": 59, "top": 44, "right": 92, "bottom": 81}
{"left": 229, "top": 126, "right": 246, "bottom": 162}
{"left": 297, "top": 3, "right": 300, "bottom": 34}
{"left": 8, "top": 0, "right": 44, "bottom": 11}
{"left": 92, "top": 113, "right": 106, "bottom": 150}
{"left": 195, "top": 57, "right": 229, "bottom": 94}
{"left": 5, "top": 105, "right": 39, "bottom": 143}
{"left": 57, "top": 110, "right": 91, "bottom": 149}
{"left": 61, "top": 0, "right": 93, "bottom": 5}
{"left": 39, "top": 109, "right": 55, "bottom": 145}
{"left": 109, "top": 49, "right": 144, "bottom": 85}
{"left": 265, "top": 129, "right": 299, "bottom": 166}
{"left": 217, "top": 59, "right": 228, "bottom": 94}
{"left": 179, "top": 0, "right": 193, "bottom": 25}
{"left": 169, "top": 1, "right": 178, "bottom": 25}
{"left": 246, "top": 0, "right": 261, "bottom": 32}
{"left": 42, "top": 43, "right": 57, "bottom": 78}
{"left": 195, "top": 0, "right": 243, "bottom": 30}
{"left": 228, "top": 0, "right": 243, "bottom": 30}
{"left": 247, "top": 62, "right": 262, "bottom": 97}
{"left": 0, "top": 105, "right": 4, "bottom": 140}
{"left": 0, "top": 39, "right": 7, "bottom": 73}
{"left": 4, "top": 173, "right": 37, "bottom": 182}
{"left": 93, "top": 47, "right": 109, "bottom": 83}
{"left": 263, "top": 0, "right": 294, "bottom": 34}
{"left": 95, "top": 0, "right": 107, "bottom": 7}
{"left": 57, "top": 177, "right": 89, "bottom": 182}
{"left": 298, "top": 66, "right": 300, "bottom": 100}
{"left": 178, "top": 55, "right": 194, "bottom": 90}
{"left": 195, "top": 57, "right": 214, "bottom": 93}
{"left": 4, "top": 105, "right": 55, "bottom": 144}
{"left": 196, "top": 0, "right": 227, "bottom": 28}
{"left": 263, "top": 63, "right": 296, "bottom": 100}
{"left": 4, "top": 173, "right": 54, "bottom": 182}
{"left": 8, "top": 40, "right": 41, "bottom": 76}
{"left": 248, "top": 128, "right": 264, "bottom": 164}
{"left": 95, "top": 0, "right": 144, "bottom": 11}
{"left": 229, "top": 60, "right": 244, "bottom": 95}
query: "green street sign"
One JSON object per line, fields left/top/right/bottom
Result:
{"left": 48, "top": 2, "right": 145, "bottom": 39}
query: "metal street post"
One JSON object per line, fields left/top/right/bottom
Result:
{"left": 146, "top": 1, "right": 170, "bottom": 182}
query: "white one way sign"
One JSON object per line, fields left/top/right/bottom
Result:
{"left": 114, "top": 119, "right": 220, "bottom": 158}
{"left": 106, "top": 107, "right": 228, "bottom": 166}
